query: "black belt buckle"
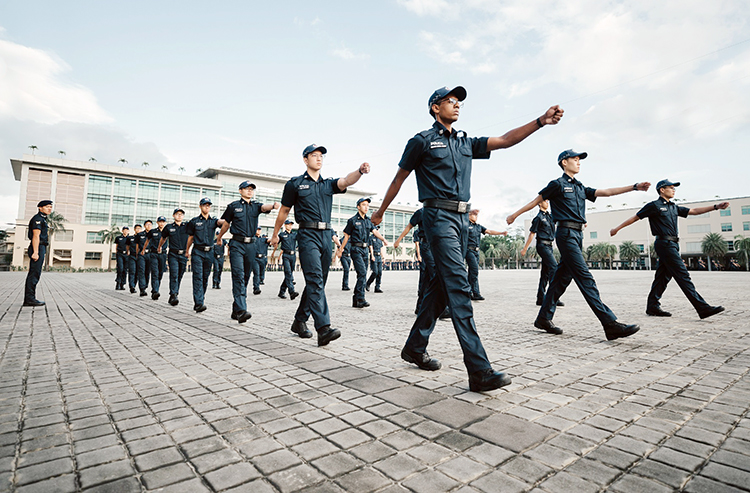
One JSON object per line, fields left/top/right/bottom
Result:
{"left": 175, "top": 249, "right": 185, "bottom": 254}
{"left": 200, "top": 246, "right": 212, "bottom": 252}
{"left": 538, "top": 240, "right": 553, "bottom": 246}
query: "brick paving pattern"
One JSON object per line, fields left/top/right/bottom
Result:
{"left": 0, "top": 269, "right": 748, "bottom": 492}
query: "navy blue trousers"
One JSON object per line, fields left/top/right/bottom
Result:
{"left": 137, "top": 254, "right": 150, "bottom": 292}
{"left": 280, "top": 253, "right": 296, "bottom": 294}
{"left": 168, "top": 253, "right": 188, "bottom": 296}
{"left": 539, "top": 227, "right": 616, "bottom": 324}
{"left": 367, "top": 256, "right": 383, "bottom": 289}
{"left": 351, "top": 246, "right": 368, "bottom": 301}
{"left": 340, "top": 255, "right": 351, "bottom": 289}
{"left": 294, "top": 230, "right": 332, "bottom": 330}
{"left": 24, "top": 245, "right": 46, "bottom": 303}
{"left": 116, "top": 253, "right": 127, "bottom": 286}
{"left": 127, "top": 256, "right": 137, "bottom": 289}
{"left": 648, "top": 239, "right": 710, "bottom": 313}
{"left": 149, "top": 252, "right": 167, "bottom": 294}
{"left": 253, "top": 257, "right": 267, "bottom": 290}
{"left": 405, "top": 208, "right": 491, "bottom": 374}
{"left": 536, "top": 242, "right": 557, "bottom": 304}
{"left": 229, "top": 240, "right": 254, "bottom": 314}
{"left": 466, "top": 249, "right": 481, "bottom": 296}
{"left": 191, "top": 249, "right": 213, "bottom": 306}
{"left": 213, "top": 255, "right": 224, "bottom": 285}
{"left": 416, "top": 244, "right": 436, "bottom": 314}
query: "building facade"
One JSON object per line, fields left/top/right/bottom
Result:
{"left": 9, "top": 155, "right": 418, "bottom": 270}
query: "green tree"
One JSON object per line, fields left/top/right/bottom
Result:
{"left": 178, "top": 166, "right": 186, "bottom": 174}
{"left": 99, "top": 224, "right": 121, "bottom": 271}
{"left": 618, "top": 241, "right": 641, "bottom": 269}
{"left": 406, "top": 247, "right": 416, "bottom": 259}
{"left": 118, "top": 158, "right": 128, "bottom": 165}
{"left": 89, "top": 157, "right": 97, "bottom": 162}
{"left": 734, "top": 235, "right": 750, "bottom": 271}
{"left": 702, "top": 232, "right": 728, "bottom": 271}
{"left": 46, "top": 211, "right": 67, "bottom": 269}
{"left": 57, "top": 150, "right": 66, "bottom": 158}
{"left": 161, "top": 165, "right": 169, "bottom": 171}
{"left": 386, "top": 245, "right": 402, "bottom": 260}
{"left": 142, "top": 161, "right": 150, "bottom": 168}
{"left": 28, "top": 145, "right": 38, "bottom": 155}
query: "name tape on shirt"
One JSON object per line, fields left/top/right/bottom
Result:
{"left": 299, "top": 184, "right": 310, "bottom": 190}
{"left": 430, "top": 141, "right": 447, "bottom": 149}
{"left": 564, "top": 187, "right": 574, "bottom": 193}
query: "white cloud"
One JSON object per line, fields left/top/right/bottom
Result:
{"left": 397, "top": 0, "right": 452, "bottom": 16}
{"left": 332, "top": 46, "right": 370, "bottom": 61}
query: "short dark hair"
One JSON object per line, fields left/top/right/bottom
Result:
{"left": 144, "top": 220, "right": 152, "bottom": 225}
{"left": 134, "top": 224, "right": 142, "bottom": 228}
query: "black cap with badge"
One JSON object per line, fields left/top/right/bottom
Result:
{"left": 428, "top": 86, "right": 466, "bottom": 116}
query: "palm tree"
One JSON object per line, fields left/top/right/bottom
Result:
{"left": 142, "top": 161, "right": 150, "bottom": 168}
{"left": 196, "top": 168, "right": 203, "bottom": 174}
{"left": 406, "top": 247, "right": 416, "bottom": 259}
{"left": 734, "top": 235, "right": 750, "bottom": 271}
{"left": 484, "top": 243, "right": 500, "bottom": 268}
{"left": 161, "top": 165, "right": 169, "bottom": 172}
{"left": 601, "top": 243, "right": 618, "bottom": 269}
{"left": 178, "top": 167, "right": 186, "bottom": 174}
{"left": 28, "top": 145, "right": 38, "bottom": 155}
{"left": 46, "top": 211, "right": 67, "bottom": 270}
{"left": 89, "top": 157, "right": 97, "bottom": 162}
{"left": 99, "top": 224, "right": 121, "bottom": 271}
{"left": 118, "top": 158, "right": 128, "bottom": 165}
{"left": 57, "top": 150, "right": 66, "bottom": 158}
{"left": 619, "top": 241, "right": 641, "bottom": 269}
{"left": 386, "top": 245, "right": 402, "bottom": 260}
{"left": 702, "top": 232, "right": 728, "bottom": 271}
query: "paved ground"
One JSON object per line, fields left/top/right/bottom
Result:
{"left": 0, "top": 268, "right": 748, "bottom": 493}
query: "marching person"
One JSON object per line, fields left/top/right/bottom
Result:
{"left": 126, "top": 225, "right": 141, "bottom": 293}
{"left": 338, "top": 231, "right": 352, "bottom": 291}
{"left": 144, "top": 216, "right": 167, "bottom": 300}
{"left": 114, "top": 226, "right": 129, "bottom": 290}
{"left": 157, "top": 208, "right": 190, "bottom": 306}
{"left": 366, "top": 226, "right": 385, "bottom": 293}
{"left": 217, "top": 181, "right": 279, "bottom": 323}
{"left": 507, "top": 149, "right": 649, "bottom": 340}
{"left": 373, "top": 84, "right": 563, "bottom": 392}
{"left": 466, "top": 209, "right": 507, "bottom": 301}
{"left": 23, "top": 200, "right": 53, "bottom": 307}
{"left": 186, "top": 198, "right": 226, "bottom": 312}
{"left": 212, "top": 232, "right": 227, "bottom": 289}
{"left": 339, "top": 198, "right": 388, "bottom": 308}
{"left": 136, "top": 220, "right": 152, "bottom": 297}
{"left": 520, "top": 200, "right": 564, "bottom": 307}
{"left": 252, "top": 227, "right": 270, "bottom": 295}
{"left": 610, "top": 179, "right": 726, "bottom": 319}
{"left": 272, "top": 144, "right": 370, "bottom": 346}
{"left": 272, "top": 219, "right": 300, "bottom": 300}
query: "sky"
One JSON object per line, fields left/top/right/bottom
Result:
{"left": 1, "top": 0, "right": 749, "bottom": 231}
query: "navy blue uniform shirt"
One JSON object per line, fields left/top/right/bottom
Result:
{"left": 278, "top": 230, "right": 298, "bottom": 251}
{"left": 186, "top": 215, "right": 220, "bottom": 247}
{"left": 344, "top": 214, "right": 375, "bottom": 244}
{"left": 126, "top": 235, "right": 138, "bottom": 257}
{"left": 28, "top": 212, "right": 49, "bottom": 245}
{"left": 397, "top": 121, "right": 491, "bottom": 203}
{"left": 115, "top": 234, "right": 128, "bottom": 254}
{"left": 146, "top": 228, "right": 164, "bottom": 252}
{"left": 409, "top": 208, "right": 427, "bottom": 245}
{"left": 530, "top": 210, "right": 555, "bottom": 241}
{"left": 637, "top": 198, "right": 690, "bottom": 237}
{"left": 468, "top": 222, "right": 487, "bottom": 250}
{"left": 221, "top": 199, "right": 267, "bottom": 237}
{"left": 254, "top": 236, "right": 270, "bottom": 257}
{"left": 214, "top": 239, "right": 227, "bottom": 257}
{"left": 369, "top": 235, "right": 384, "bottom": 255}
{"left": 539, "top": 174, "right": 597, "bottom": 224}
{"left": 161, "top": 222, "right": 189, "bottom": 251}
{"left": 135, "top": 231, "right": 149, "bottom": 252}
{"left": 281, "top": 172, "right": 346, "bottom": 224}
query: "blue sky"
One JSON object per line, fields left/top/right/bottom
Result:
{"left": 2, "top": 0, "right": 749, "bottom": 230}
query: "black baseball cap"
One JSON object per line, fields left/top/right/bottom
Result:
{"left": 557, "top": 149, "right": 588, "bottom": 163}
{"left": 37, "top": 200, "right": 53, "bottom": 207}
{"left": 173, "top": 208, "right": 185, "bottom": 215}
{"left": 656, "top": 179, "right": 680, "bottom": 191}
{"left": 199, "top": 197, "right": 212, "bottom": 205}
{"left": 428, "top": 86, "right": 466, "bottom": 116}
{"left": 239, "top": 181, "right": 256, "bottom": 190}
{"left": 356, "top": 197, "right": 371, "bottom": 206}
{"left": 303, "top": 144, "right": 327, "bottom": 158}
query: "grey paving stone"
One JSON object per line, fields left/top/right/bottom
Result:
{"left": 15, "top": 473, "right": 76, "bottom": 493}
{"left": 267, "top": 463, "right": 326, "bottom": 493}
{"left": 312, "top": 451, "right": 364, "bottom": 478}
{"left": 134, "top": 446, "right": 184, "bottom": 472}
{"left": 254, "top": 449, "right": 303, "bottom": 475}
{"left": 436, "top": 456, "right": 491, "bottom": 482}
{"left": 335, "top": 467, "right": 392, "bottom": 493}
{"left": 470, "top": 470, "right": 530, "bottom": 493}
{"left": 415, "top": 399, "right": 492, "bottom": 429}
{"left": 292, "top": 438, "right": 341, "bottom": 461}
{"left": 401, "top": 469, "right": 460, "bottom": 493}
{"left": 81, "top": 476, "right": 142, "bottom": 493}
{"left": 16, "top": 457, "right": 74, "bottom": 486}
{"left": 464, "top": 414, "right": 553, "bottom": 453}
{"left": 499, "top": 456, "right": 554, "bottom": 484}
{"left": 77, "top": 445, "right": 128, "bottom": 469}
{"left": 700, "top": 462, "right": 750, "bottom": 490}
{"left": 345, "top": 376, "right": 403, "bottom": 394}
{"left": 564, "top": 457, "right": 621, "bottom": 486}
{"left": 684, "top": 475, "right": 748, "bottom": 493}
{"left": 16, "top": 444, "right": 70, "bottom": 468}
{"left": 435, "top": 431, "right": 483, "bottom": 452}
{"left": 609, "top": 474, "right": 673, "bottom": 493}
{"left": 376, "top": 386, "right": 444, "bottom": 409}
{"left": 148, "top": 478, "right": 211, "bottom": 493}
{"left": 141, "top": 462, "right": 196, "bottom": 490}
{"left": 79, "top": 460, "right": 135, "bottom": 490}
{"left": 630, "top": 459, "right": 691, "bottom": 490}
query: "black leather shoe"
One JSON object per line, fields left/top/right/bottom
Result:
{"left": 168, "top": 294, "right": 178, "bottom": 306}
{"left": 290, "top": 291, "right": 299, "bottom": 301}
{"left": 342, "top": 286, "right": 350, "bottom": 291}
{"left": 130, "top": 287, "right": 136, "bottom": 293}
{"left": 291, "top": 320, "right": 313, "bottom": 339}
{"left": 534, "top": 318, "right": 563, "bottom": 335}
{"left": 401, "top": 348, "right": 441, "bottom": 371}
{"left": 140, "top": 291, "right": 148, "bottom": 297}
{"left": 259, "top": 281, "right": 264, "bottom": 285}
{"left": 278, "top": 292, "right": 287, "bottom": 299}
{"left": 317, "top": 326, "right": 341, "bottom": 346}
{"left": 237, "top": 311, "right": 252, "bottom": 324}
{"left": 253, "top": 289, "right": 261, "bottom": 295}
{"left": 646, "top": 307, "right": 671, "bottom": 317}
{"left": 556, "top": 300, "right": 565, "bottom": 307}
{"left": 354, "top": 300, "right": 370, "bottom": 308}
{"left": 699, "top": 306, "right": 725, "bottom": 319}
{"left": 231, "top": 312, "right": 238, "bottom": 320}
{"left": 215, "top": 285, "right": 221, "bottom": 289}
{"left": 603, "top": 320, "right": 640, "bottom": 341}
{"left": 365, "top": 283, "right": 371, "bottom": 292}
{"left": 438, "top": 307, "right": 451, "bottom": 320}
{"left": 152, "top": 292, "right": 160, "bottom": 300}
{"left": 469, "top": 369, "right": 512, "bottom": 392}
{"left": 194, "top": 304, "right": 207, "bottom": 313}
{"left": 536, "top": 300, "right": 543, "bottom": 306}
{"left": 23, "top": 300, "right": 45, "bottom": 307}
{"left": 374, "top": 288, "right": 383, "bottom": 293}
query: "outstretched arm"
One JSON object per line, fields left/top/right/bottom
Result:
{"left": 595, "top": 182, "right": 650, "bottom": 197}
{"left": 610, "top": 215, "right": 640, "bottom": 237}
{"left": 372, "top": 168, "right": 411, "bottom": 225}
{"left": 372, "top": 229, "right": 388, "bottom": 245}
{"left": 689, "top": 202, "right": 729, "bottom": 215}
{"left": 486, "top": 229, "right": 507, "bottom": 236}
{"left": 487, "top": 106, "right": 564, "bottom": 151}
{"left": 337, "top": 163, "right": 370, "bottom": 191}
{"left": 393, "top": 223, "right": 414, "bottom": 248}
{"left": 507, "top": 195, "right": 544, "bottom": 225}
{"left": 261, "top": 202, "right": 280, "bottom": 213}
{"left": 520, "top": 231, "right": 536, "bottom": 256}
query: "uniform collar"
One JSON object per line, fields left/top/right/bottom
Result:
{"left": 240, "top": 198, "right": 252, "bottom": 205}
{"left": 303, "top": 171, "right": 322, "bottom": 183}
{"left": 658, "top": 196, "right": 673, "bottom": 205}
{"left": 562, "top": 173, "right": 582, "bottom": 186}
{"left": 432, "top": 120, "right": 463, "bottom": 138}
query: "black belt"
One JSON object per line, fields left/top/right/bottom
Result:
{"left": 39, "top": 242, "right": 49, "bottom": 246}
{"left": 232, "top": 235, "right": 256, "bottom": 243}
{"left": 537, "top": 239, "right": 553, "bottom": 246}
{"left": 341, "top": 253, "right": 350, "bottom": 257}
{"left": 298, "top": 221, "right": 331, "bottom": 230}
{"left": 171, "top": 249, "right": 186, "bottom": 255}
{"left": 196, "top": 246, "right": 212, "bottom": 252}
{"left": 117, "top": 251, "right": 127, "bottom": 254}
{"left": 352, "top": 242, "right": 367, "bottom": 248}
{"left": 423, "top": 198, "right": 471, "bottom": 213}
{"left": 656, "top": 235, "right": 679, "bottom": 242}
{"left": 557, "top": 221, "right": 584, "bottom": 231}
{"left": 283, "top": 250, "right": 295, "bottom": 255}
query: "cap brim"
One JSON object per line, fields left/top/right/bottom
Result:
{"left": 304, "top": 146, "right": 327, "bottom": 157}
{"left": 672, "top": 182, "right": 681, "bottom": 187}
{"left": 447, "top": 86, "right": 467, "bottom": 101}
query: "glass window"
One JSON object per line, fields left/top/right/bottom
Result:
{"left": 726, "top": 241, "right": 734, "bottom": 251}
{"left": 87, "top": 232, "right": 104, "bottom": 243}
{"left": 720, "top": 208, "right": 731, "bottom": 217}
{"left": 744, "top": 222, "right": 750, "bottom": 231}
{"left": 742, "top": 205, "right": 750, "bottom": 215}
{"left": 85, "top": 252, "right": 102, "bottom": 260}
{"left": 685, "top": 242, "right": 702, "bottom": 253}
{"left": 160, "top": 184, "right": 180, "bottom": 218}
{"left": 687, "top": 224, "right": 711, "bottom": 234}
{"left": 85, "top": 175, "right": 113, "bottom": 225}
{"left": 54, "top": 230, "right": 74, "bottom": 242}
{"left": 136, "top": 181, "right": 159, "bottom": 222}
{"left": 590, "top": 231, "right": 598, "bottom": 239}
{"left": 111, "top": 178, "right": 136, "bottom": 227}
{"left": 721, "top": 223, "right": 733, "bottom": 232}
{"left": 637, "top": 244, "right": 645, "bottom": 253}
